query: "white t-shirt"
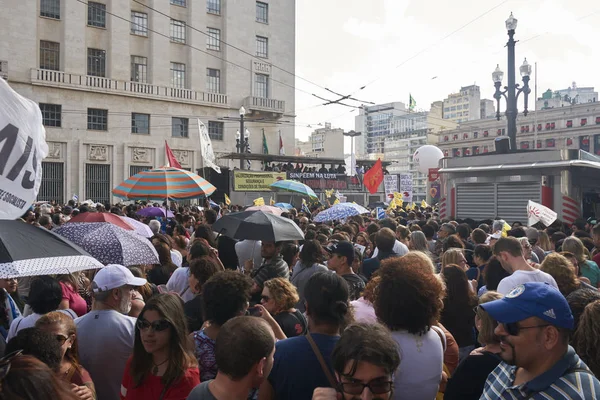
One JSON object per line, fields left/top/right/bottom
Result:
{"left": 75, "top": 309, "right": 136, "bottom": 400}
{"left": 7, "top": 309, "right": 76, "bottom": 341}
{"left": 372, "top": 240, "right": 409, "bottom": 258}
{"left": 391, "top": 328, "right": 444, "bottom": 400}
{"left": 497, "top": 269, "right": 558, "bottom": 295}
{"left": 166, "top": 266, "right": 195, "bottom": 302}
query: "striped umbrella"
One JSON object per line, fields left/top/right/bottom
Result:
{"left": 112, "top": 166, "right": 216, "bottom": 200}
{"left": 270, "top": 180, "right": 318, "bottom": 200}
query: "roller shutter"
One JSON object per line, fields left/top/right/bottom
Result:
{"left": 497, "top": 182, "right": 541, "bottom": 223}
{"left": 456, "top": 183, "right": 496, "bottom": 220}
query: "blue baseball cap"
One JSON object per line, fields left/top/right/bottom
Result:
{"left": 480, "top": 282, "right": 574, "bottom": 330}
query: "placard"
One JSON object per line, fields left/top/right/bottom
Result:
{"left": 233, "top": 171, "right": 286, "bottom": 191}
{"left": 399, "top": 173, "right": 413, "bottom": 204}
{"left": 527, "top": 200, "right": 558, "bottom": 227}
{"left": 384, "top": 175, "right": 398, "bottom": 201}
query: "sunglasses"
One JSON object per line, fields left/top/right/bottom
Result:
{"left": 0, "top": 350, "right": 23, "bottom": 383}
{"left": 339, "top": 379, "right": 393, "bottom": 395}
{"left": 260, "top": 295, "right": 270, "bottom": 302}
{"left": 503, "top": 322, "right": 550, "bottom": 336}
{"left": 56, "top": 334, "right": 70, "bottom": 345}
{"left": 136, "top": 319, "right": 171, "bottom": 332}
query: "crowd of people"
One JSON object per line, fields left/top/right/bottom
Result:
{"left": 4, "top": 199, "right": 600, "bottom": 399}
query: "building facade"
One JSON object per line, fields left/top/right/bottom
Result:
{"left": 354, "top": 102, "right": 408, "bottom": 157}
{"left": 1, "top": 0, "right": 295, "bottom": 204}
{"left": 537, "top": 82, "right": 598, "bottom": 110}
{"left": 436, "top": 102, "right": 600, "bottom": 157}
{"left": 480, "top": 99, "right": 495, "bottom": 119}
{"left": 442, "top": 85, "right": 482, "bottom": 123}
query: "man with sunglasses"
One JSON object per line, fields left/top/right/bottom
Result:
{"left": 75, "top": 264, "right": 146, "bottom": 400}
{"left": 312, "top": 323, "right": 400, "bottom": 400}
{"left": 479, "top": 282, "right": 600, "bottom": 399}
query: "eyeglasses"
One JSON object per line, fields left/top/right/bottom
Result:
{"left": 136, "top": 319, "right": 171, "bottom": 332}
{"left": 260, "top": 295, "right": 270, "bottom": 302}
{"left": 56, "top": 334, "right": 69, "bottom": 345}
{"left": 0, "top": 350, "right": 23, "bottom": 383}
{"left": 503, "top": 322, "right": 550, "bottom": 336}
{"left": 339, "top": 379, "right": 393, "bottom": 395}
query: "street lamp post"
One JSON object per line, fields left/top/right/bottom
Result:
{"left": 492, "top": 13, "right": 531, "bottom": 151}
{"left": 343, "top": 130, "right": 362, "bottom": 174}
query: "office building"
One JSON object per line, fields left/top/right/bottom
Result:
{"left": 1, "top": 0, "right": 295, "bottom": 203}
{"left": 537, "top": 82, "right": 598, "bottom": 110}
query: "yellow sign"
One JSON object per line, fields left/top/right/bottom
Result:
{"left": 233, "top": 171, "right": 286, "bottom": 192}
{"left": 253, "top": 197, "right": 265, "bottom": 206}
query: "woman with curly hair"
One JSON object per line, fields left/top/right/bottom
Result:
{"left": 540, "top": 253, "right": 594, "bottom": 297}
{"left": 572, "top": 300, "right": 600, "bottom": 377}
{"left": 375, "top": 256, "right": 446, "bottom": 399}
{"left": 260, "top": 278, "right": 307, "bottom": 337}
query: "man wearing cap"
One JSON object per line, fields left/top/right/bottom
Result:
{"left": 479, "top": 282, "right": 600, "bottom": 399}
{"left": 493, "top": 237, "right": 558, "bottom": 295}
{"left": 75, "top": 264, "right": 146, "bottom": 400}
{"left": 326, "top": 240, "right": 366, "bottom": 301}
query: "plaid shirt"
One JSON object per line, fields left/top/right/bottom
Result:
{"left": 251, "top": 255, "right": 289, "bottom": 288}
{"left": 480, "top": 346, "right": 600, "bottom": 399}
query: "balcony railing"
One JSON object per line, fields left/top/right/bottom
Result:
{"left": 243, "top": 96, "right": 285, "bottom": 115}
{"left": 31, "top": 68, "right": 228, "bottom": 107}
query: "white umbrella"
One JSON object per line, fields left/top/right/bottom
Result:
{"left": 120, "top": 216, "right": 153, "bottom": 238}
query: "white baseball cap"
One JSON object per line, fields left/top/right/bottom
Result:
{"left": 92, "top": 264, "right": 147, "bottom": 292}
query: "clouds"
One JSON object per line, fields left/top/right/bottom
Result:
{"left": 294, "top": 0, "right": 600, "bottom": 149}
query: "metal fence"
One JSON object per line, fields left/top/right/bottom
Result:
{"left": 85, "top": 164, "right": 111, "bottom": 204}
{"left": 38, "top": 162, "right": 64, "bottom": 203}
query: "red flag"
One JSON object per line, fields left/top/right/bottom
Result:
{"left": 279, "top": 132, "right": 285, "bottom": 155}
{"left": 165, "top": 141, "right": 182, "bottom": 169}
{"left": 363, "top": 159, "right": 383, "bottom": 194}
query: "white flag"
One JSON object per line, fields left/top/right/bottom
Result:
{"left": 345, "top": 154, "right": 356, "bottom": 177}
{"left": 197, "top": 119, "right": 221, "bottom": 173}
{"left": 527, "top": 200, "right": 557, "bottom": 227}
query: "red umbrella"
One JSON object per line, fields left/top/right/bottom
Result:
{"left": 67, "top": 212, "right": 134, "bottom": 231}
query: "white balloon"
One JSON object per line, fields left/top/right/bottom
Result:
{"left": 413, "top": 145, "right": 444, "bottom": 175}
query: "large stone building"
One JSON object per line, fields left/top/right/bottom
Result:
{"left": 1, "top": 0, "right": 295, "bottom": 203}
{"left": 436, "top": 101, "right": 600, "bottom": 157}
{"left": 537, "top": 82, "right": 598, "bottom": 110}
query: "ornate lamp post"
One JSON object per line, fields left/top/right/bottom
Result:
{"left": 493, "top": 13, "right": 532, "bottom": 151}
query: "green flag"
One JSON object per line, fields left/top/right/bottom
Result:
{"left": 262, "top": 129, "right": 269, "bottom": 154}
{"left": 409, "top": 94, "right": 416, "bottom": 111}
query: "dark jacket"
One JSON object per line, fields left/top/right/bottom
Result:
{"left": 362, "top": 251, "right": 398, "bottom": 281}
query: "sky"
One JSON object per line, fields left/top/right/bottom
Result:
{"left": 292, "top": 0, "right": 600, "bottom": 148}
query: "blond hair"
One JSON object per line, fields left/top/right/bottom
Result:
{"left": 476, "top": 291, "right": 503, "bottom": 345}
{"left": 264, "top": 278, "right": 300, "bottom": 312}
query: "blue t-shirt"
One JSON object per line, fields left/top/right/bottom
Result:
{"left": 268, "top": 333, "right": 339, "bottom": 400}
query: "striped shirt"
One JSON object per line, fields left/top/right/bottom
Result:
{"left": 480, "top": 346, "right": 600, "bottom": 399}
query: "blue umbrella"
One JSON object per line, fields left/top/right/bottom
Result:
{"left": 270, "top": 180, "right": 318, "bottom": 200}
{"left": 54, "top": 222, "right": 159, "bottom": 266}
{"left": 274, "top": 202, "right": 294, "bottom": 210}
{"left": 314, "top": 203, "right": 371, "bottom": 223}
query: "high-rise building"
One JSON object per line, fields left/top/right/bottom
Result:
{"left": 354, "top": 102, "right": 408, "bottom": 157}
{"left": 480, "top": 99, "right": 495, "bottom": 119}
{"left": 537, "top": 82, "right": 598, "bottom": 110}
{"left": 0, "top": 0, "right": 295, "bottom": 203}
{"left": 442, "top": 85, "right": 482, "bottom": 123}
{"left": 294, "top": 122, "right": 344, "bottom": 158}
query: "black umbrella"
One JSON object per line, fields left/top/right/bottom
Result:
{"left": 0, "top": 221, "right": 103, "bottom": 278}
{"left": 213, "top": 211, "right": 304, "bottom": 242}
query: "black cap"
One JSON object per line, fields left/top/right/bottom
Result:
{"left": 327, "top": 240, "right": 355, "bottom": 264}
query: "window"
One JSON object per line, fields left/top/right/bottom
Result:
{"left": 170, "top": 62, "right": 185, "bottom": 88}
{"left": 207, "top": 28, "right": 220, "bottom": 50}
{"left": 131, "top": 113, "right": 149, "bottom": 134}
{"left": 87, "top": 2, "right": 106, "bottom": 27}
{"left": 87, "top": 48, "right": 106, "bottom": 77}
{"left": 170, "top": 19, "right": 186, "bottom": 43}
{"left": 207, "top": 0, "right": 220, "bottom": 14}
{"left": 85, "top": 164, "right": 111, "bottom": 204}
{"left": 206, "top": 68, "right": 220, "bottom": 93}
{"left": 131, "top": 11, "right": 148, "bottom": 36}
{"left": 130, "top": 56, "right": 147, "bottom": 83}
{"left": 172, "top": 117, "right": 189, "bottom": 138}
{"left": 40, "top": 41, "right": 60, "bottom": 70}
{"left": 39, "top": 162, "right": 64, "bottom": 203}
{"left": 256, "top": 36, "right": 268, "bottom": 58}
{"left": 255, "top": 73, "right": 268, "bottom": 98}
{"left": 130, "top": 165, "right": 152, "bottom": 176}
{"left": 170, "top": 0, "right": 186, "bottom": 5}
{"left": 256, "top": 2, "right": 268, "bottom": 23}
{"left": 88, "top": 108, "right": 108, "bottom": 130}
{"left": 208, "top": 121, "right": 224, "bottom": 140}
{"left": 40, "top": 0, "right": 60, "bottom": 19}
{"left": 39, "top": 104, "right": 62, "bottom": 127}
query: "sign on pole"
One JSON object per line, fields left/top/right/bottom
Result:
{"left": 383, "top": 175, "right": 398, "bottom": 201}
{"left": 0, "top": 78, "right": 48, "bottom": 219}
{"left": 399, "top": 173, "right": 413, "bottom": 204}
{"left": 527, "top": 200, "right": 557, "bottom": 227}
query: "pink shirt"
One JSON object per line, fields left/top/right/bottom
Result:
{"left": 350, "top": 297, "right": 377, "bottom": 324}
{"left": 60, "top": 282, "right": 87, "bottom": 317}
